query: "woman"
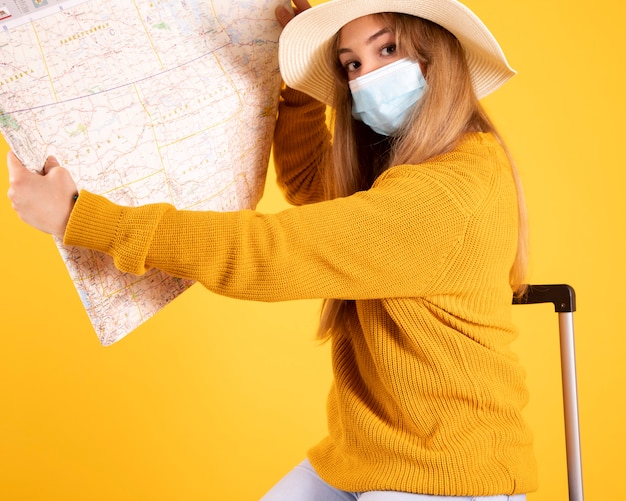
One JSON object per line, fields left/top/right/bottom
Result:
{"left": 8, "top": 0, "right": 533, "bottom": 498}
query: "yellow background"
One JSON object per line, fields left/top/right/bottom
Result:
{"left": 1, "top": 0, "right": 623, "bottom": 499}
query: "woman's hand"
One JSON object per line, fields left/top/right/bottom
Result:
{"left": 7, "top": 152, "right": 78, "bottom": 239}
{"left": 275, "top": 0, "right": 312, "bottom": 28}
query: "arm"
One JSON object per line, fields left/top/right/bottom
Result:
{"left": 59, "top": 134, "right": 517, "bottom": 304}
{"left": 62, "top": 162, "right": 480, "bottom": 303}
{"left": 9, "top": 124, "right": 514, "bottom": 304}
{"left": 272, "top": 86, "right": 331, "bottom": 205}
{"left": 273, "top": 0, "right": 330, "bottom": 205}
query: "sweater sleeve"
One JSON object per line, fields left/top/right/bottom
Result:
{"left": 64, "top": 134, "right": 514, "bottom": 303}
{"left": 272, "top": 86, "right": 330, "bottom": 205}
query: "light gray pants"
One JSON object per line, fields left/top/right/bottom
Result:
{"left": 261, "top": 459, "right": 527, "bottom": 501}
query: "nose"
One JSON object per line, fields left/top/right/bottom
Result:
{"left": 348, "top": 60, "right": 388, "bottom": 80}
{"left": 358, "top": 60, "right": 387, "bottom": 78}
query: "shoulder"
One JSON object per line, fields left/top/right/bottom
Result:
{"left": 383, "top": 133, "right": 507, "bottom": 178}
{"left": 373, "top": 133, "right": 514, "bottom": 212}
{"left": 380, "top": 132, "right": 510, "bottom": 184}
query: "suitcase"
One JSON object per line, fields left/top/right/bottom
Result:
{"left": 514, "top": 284, "right": 584, "bottom": 501}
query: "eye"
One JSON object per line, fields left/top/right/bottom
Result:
{"left": 342, "top": 60, "right": 361, "bottom": 73}
{"left": 381, "top": 44, "right": 397, "bottom": 57}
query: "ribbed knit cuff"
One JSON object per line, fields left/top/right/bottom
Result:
{"left": 63, "top": 190, "right": 124, "bottom": 254}
{"left": 281, "top": 85, "right": 323, "bottom": 107}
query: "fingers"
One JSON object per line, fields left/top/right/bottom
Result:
{"left": 42, "top": 155, "right": 61, "bottom": 175}
{"left": 275, "top": 0, "right": 312, "bottom": 27}
{"left": 292, "top": 0, "right": 312, "bottom": 14}
{"left": 7, "top": 150, "right": 77, "bottom": 238}
{"left": 7, "top": 151, "right": 58, "bottom": 178}
{"left": 7, "top": 152, "right": 41, "bottom": 201}
{"left": 275, "top": 5, "right": 293, "bottom": 27}
{"left": 7, "top": 151, "right": 29, "bottom": 182}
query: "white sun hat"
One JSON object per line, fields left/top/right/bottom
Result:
{"left": 278, "top": 0, "right": 516, "bottom": 106}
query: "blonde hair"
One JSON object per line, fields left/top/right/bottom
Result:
{"left": 317, "top": 13, "right": 529, "bottom": 340}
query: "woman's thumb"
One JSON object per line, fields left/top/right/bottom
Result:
{"left": 42, "top": 155, "right": 60, "bottom": 175}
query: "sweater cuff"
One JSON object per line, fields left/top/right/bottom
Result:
{"left": 63, "top": 190, "right": 124, "bottom": 254}
{"left": 281, "top": 85, "right": 323, "bottom": 107}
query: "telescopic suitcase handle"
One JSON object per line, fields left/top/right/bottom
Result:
{"left": 514, "top": 284, "right": 583, "bottom": 501}
{"left": 513, "top": 283, "right": 576, "bottom": 312}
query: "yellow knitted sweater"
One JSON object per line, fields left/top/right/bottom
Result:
{"left": 64, "top": 88, "right": 537, "bottom": 496}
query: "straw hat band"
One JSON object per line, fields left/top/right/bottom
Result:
{"left": 278, "top": 0, "right": 515, "bottom": 105}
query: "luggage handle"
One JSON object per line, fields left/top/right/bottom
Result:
{"left": 513, "top": 283, "right": 583, "bottom": 501}
{"left": 513, "top": 283, "right": 576, "bottom": 313}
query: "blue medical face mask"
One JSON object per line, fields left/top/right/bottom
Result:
{"left": 349, "top": 58, "right": 428, "bottom": 136}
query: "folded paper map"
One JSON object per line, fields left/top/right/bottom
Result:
{"left": 0, "top": 0, "right": 285, "bottom": 345}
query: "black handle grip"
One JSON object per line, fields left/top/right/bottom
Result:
{"left": 513, "top": 284, "right": 576, "bottom": 313}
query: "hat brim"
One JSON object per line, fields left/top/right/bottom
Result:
{"left": 278, "top": 0, "right": 515, "bottom": 105}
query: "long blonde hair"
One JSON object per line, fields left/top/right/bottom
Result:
{"left": 317, "top": 13, "right": 529, "bottom": 340}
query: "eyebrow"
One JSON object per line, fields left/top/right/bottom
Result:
{"left": 338, "top": 27, "right": 392, "bottom": 56}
